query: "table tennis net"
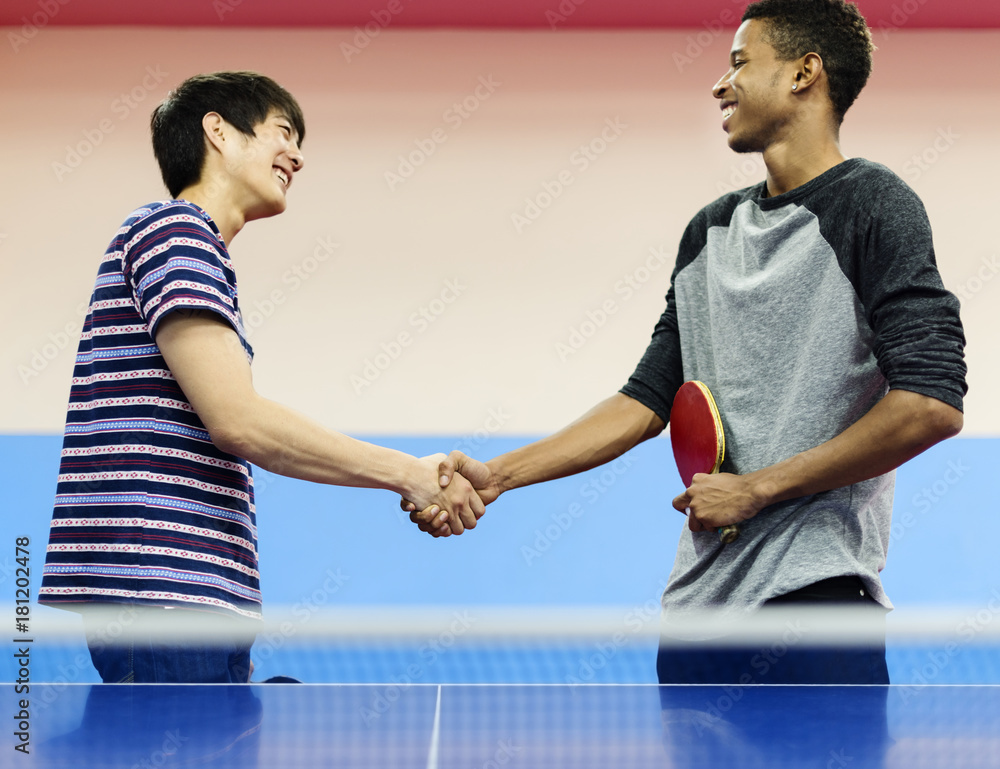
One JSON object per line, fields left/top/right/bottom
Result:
{"left": 17, "top": 604, "right": 1000, "bottom": 686}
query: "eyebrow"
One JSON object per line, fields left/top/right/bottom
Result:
{"left": 730, "top": 47, "right": 746, "bottom": 63}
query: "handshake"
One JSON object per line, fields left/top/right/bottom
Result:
{"left": 403, "top": 451, "right": 501, "bottom": 537}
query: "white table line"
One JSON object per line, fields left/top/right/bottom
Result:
{"left": 425, "top": 684, "right": 442, "bottom": 769}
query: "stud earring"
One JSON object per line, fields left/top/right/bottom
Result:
{"left": 792, "top": 83, "right": 798, "bottom": 91}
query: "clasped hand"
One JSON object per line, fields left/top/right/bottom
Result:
{"left": 671, "top": 471, "right": 763, "bottom": 532}
{"left": 404, "top": 451, "right": 499, "bottom": 537}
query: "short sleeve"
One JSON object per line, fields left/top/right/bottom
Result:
{"left": 122, "top": 203, "right": 242, "bottom": 339}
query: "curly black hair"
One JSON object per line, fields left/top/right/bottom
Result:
{"left": 742, "top": 0, "right": 874, "bottom": 122}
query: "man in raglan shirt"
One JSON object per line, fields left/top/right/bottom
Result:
{"left": 410, "top": 0, "right": 967, "bottom": 686}
{"left": 39, "top": 71, "right": 485, "bottom": 684}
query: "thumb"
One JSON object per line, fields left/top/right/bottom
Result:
{"left": 672, "top": 490, "right": 691, "bottom": 514}
{"left": 447, "top": 450, "right": 492, "bottom": 489}
{"left": 437, "top": 452, "right": 459, "bottom": 488}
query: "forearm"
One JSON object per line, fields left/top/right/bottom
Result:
{"left": 489, "top": 393, "right": 664, "bottom": 494}
{"left": 154, "top": 311, "right": 442, "bottom": 507}
{"left": 217, "top": 394, "right": 430, "bottom": 499}
{"left": 748, "top": 388, "right": 963, "bottom": 508}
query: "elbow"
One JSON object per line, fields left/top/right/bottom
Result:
{"left": 940, "top": 406, "right": 964, "bottom": 440}
{"left": 207, "top": 424, "right": 251, "bottom": 459}
{"left": 203, "top": 411, "right": 258, "bottom": 461}
{"left": 922, "top": 399, "right": 963, "bottom": 444}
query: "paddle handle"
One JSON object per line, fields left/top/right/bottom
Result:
{"left": 718, "top": 524, "right": 740, "bottom": 545}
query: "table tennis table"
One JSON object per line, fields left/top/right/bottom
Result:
{"left": 7, "top": 682, "right": 998, "bottom": 768}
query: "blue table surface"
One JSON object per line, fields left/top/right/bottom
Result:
{"left": 5, "top": 683, "right": 999, "bottom": 768}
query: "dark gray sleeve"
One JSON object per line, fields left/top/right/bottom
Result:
{"left": 618, "top": 289, "right": 684, "bottom": 424}
{"left": 828, "top": 174, "right": 967, "bottom": 411}
{"left": 619, "top": 222, "right": 703, "bottom": 423}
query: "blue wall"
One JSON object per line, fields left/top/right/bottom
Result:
{"left": 2, "top": 435, "right": 997, "bottom": 685}
{"left": 3, "top": 434, "right": 995, "bottom": 609}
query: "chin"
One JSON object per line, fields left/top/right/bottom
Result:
{"left": 253, "top": 199, "right": 288, "bottom": 220}
{"left": 728, "top": 136, "right": 764, "bottom": 155}
{"left": 726, "top": 124, "right": 771, "bottom": 155}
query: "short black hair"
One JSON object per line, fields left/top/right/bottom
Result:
{"left": 742, "top": 0, "right": 874, "bottom": 122}
{"left": 150, "top": 71, "right": 306, "bottom": 198}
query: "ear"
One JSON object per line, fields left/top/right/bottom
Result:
{"left": 792, "top": 51, "right": 824, "bottom": 93}
{"left": 201, "top": 112, "right": 228, "bottom": 154}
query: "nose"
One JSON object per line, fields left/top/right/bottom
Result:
{"left": 289, "top": 146, "right": 304, "bottom": 172}
{"left": 712, "top": 70, "right": 732, "bottom": 100}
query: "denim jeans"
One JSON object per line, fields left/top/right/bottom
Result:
{"left": 656, "top": 577, "right": 891, "bottom": 767}
{"left": 82, "top": 605, "right": 256, "bottom": 684}
{"left": 656, "top": 576, "right": 890, "bottom": 685}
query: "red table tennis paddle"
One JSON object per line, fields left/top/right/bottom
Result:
{"left": 670, "top": 380, "right": 740, "bottom": 544}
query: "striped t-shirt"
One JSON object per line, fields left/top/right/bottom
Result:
{"left": 39, "top": 200, "right": 261, "bottom": 620}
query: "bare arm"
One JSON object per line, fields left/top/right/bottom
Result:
{"left": 408, "top": 393, "right": 665, "bottom": 535}
{"left": 489, "top": 392, "right": 665, "bottom": 495}
{"left": 675, "top": 388, "right": 964, "bottom": 532}
{"left": 156, "top": 310, "right": 484, "bottom": 529}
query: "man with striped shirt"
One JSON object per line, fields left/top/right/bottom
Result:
{"left": 40, "top": 72, "right": 484, "bottom": 683}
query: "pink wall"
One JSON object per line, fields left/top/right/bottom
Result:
{"left": 2, "top": 26, "right": 996, "bottom": 435}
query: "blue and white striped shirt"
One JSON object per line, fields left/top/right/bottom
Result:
{"left": 40, "top": 200, "right": 261, "bottom": 620}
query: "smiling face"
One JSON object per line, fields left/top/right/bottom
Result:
{"left": 225, "top": 109, "right": 305, "bottom": 222}
{"left": 713, "top": 19, "right": 796, "bottom": 154}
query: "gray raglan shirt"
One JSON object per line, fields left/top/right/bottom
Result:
{"left": 620, "top": 158, "right": 967, "bottom": 617}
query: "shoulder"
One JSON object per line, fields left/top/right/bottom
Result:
{"left": 836, "top": 159, "right": 926, "bottom": 212}
{"left": 674, "top": 184, "right": 760, "bottom": 265}
{"left": 121, "top": 201, "right": 222, "bottom": 252}
{"left": 124, "top": 200, "right": 213, "bottom": 231}
{"left": 688, "top": 184, "right": 761, "bottom": 230}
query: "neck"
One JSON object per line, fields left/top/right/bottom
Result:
{"left": 176, "top": 181, "right": 246, "bottom": 246}
{"left": 761, "top": 123, "right": 846, "bottom": 198}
